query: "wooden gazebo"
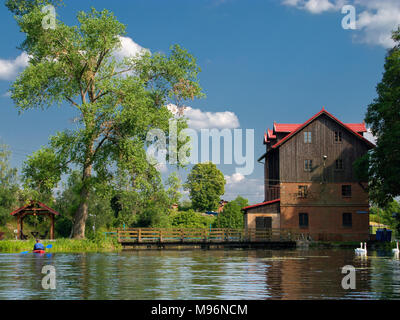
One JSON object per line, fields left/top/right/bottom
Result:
{"left": 10, "top": 200, "right": 60, "bottom": 240}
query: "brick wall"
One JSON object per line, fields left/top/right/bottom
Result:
{"left": 280, "top": 182, "right": 369, "bottom": 206}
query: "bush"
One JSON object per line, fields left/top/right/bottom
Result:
{"left": 214, "top": 196, "right": 248, "bottom": 229}
{"left": 171, "top": 210, "right": 215, "bottom": 228}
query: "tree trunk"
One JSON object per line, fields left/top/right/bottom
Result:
{"left": 72, "top": 162, "right": 92, "bottom": 239}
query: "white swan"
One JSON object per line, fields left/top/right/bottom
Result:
{"left": 393, "top": 241, "right": 399, "bottom": 254}
{"left": 355, "top": 242, "right": 367, "bottom": 255}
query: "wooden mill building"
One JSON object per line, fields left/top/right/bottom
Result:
{"left": 243, "top": 108, "right": 374, "bottom": 241}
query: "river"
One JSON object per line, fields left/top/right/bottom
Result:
{"left": 0, "top": 249, "right": 399, "bottom": 300}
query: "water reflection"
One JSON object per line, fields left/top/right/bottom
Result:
{"left": 0, "top": 249, "right": 399, "bottom": 300}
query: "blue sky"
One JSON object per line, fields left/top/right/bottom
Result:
{"left": 0, "top": 0, "right": 399, "bottom": 204}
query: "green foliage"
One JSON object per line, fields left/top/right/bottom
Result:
{"left": 5, "top": 0, "right": 63, "bottom": 16}
{"left": 170, "top": 210, "right": 215, "bottom": 228}
{"left": 178, "top": 200, "right": 192, "bottom": 211}
{"left": 0, "top": 237, "right": 121, "bottom": 253}
{"left": 9, "top": 3, "right": 203, "bottom": 237}
{"left": 108, "top": 168, "right": 172, "bottom": 229}
{"left": 165, "top": 172, "right": 182, "bottom": 205}
{"left": 214, "top": 196, "right": 248, "bottom": 229}
{"left": 363, "top": 27, "right": 400, "bottom": 207}
{"left": 370, "top": 200, "right": 400, "bottom": 235}
{"left": 22, "top": 147, "right": 66, "bottom": 197}
{"left": 185, "top": 162, "right": 225, "bottom": 212}
{"left": 54, "top": 170, "right": 115, "bottom": 238}
{"left": 0, "top": 144, "right": 19, "bottom": 225}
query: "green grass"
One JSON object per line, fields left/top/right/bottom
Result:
{"left": 0, "top": 238, "right": 122, "bottom": 253}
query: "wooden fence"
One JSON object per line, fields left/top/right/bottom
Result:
{"left": 110, "top": 228, "right": 306, "bottom": 243}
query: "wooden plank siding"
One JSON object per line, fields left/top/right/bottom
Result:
{"left": 278, "top": 114, "right": 370, "bottom": 183}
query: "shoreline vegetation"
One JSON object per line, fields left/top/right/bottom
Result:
{"left": 0, "top": 238, "right": 122, "bottom": 253}
{"left": 1, "top": 236, "right": 397, "bottom": 253}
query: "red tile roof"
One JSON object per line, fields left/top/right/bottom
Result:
{"left": 242, "top": 199, "right": 280, "bottom": 211}
{"left": 273, "top": 122, "right": 366, "bottom": 134}
{"left": 267, "top": 129, "right": 276, "bottom": 139}
{"left": 270, "top": 109, "right": 374, "bottom": 150}
{"left": 347, "top": 123, "right": 367, "bottom": 133}
{"left": 274, "top": 123, "right": 301, "bottom": 132}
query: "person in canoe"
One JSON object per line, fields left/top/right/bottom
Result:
{"left": 33, "top": 239, "right": 45, "bottom": 253}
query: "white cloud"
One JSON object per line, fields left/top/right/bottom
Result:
{"left": 223, "top": 172, "right": 264, "bottom": 204}
{"left": 283, "top": 0, "right": 339, "bottom": 14}
{"left": 281, "top": 0, "right": 400, "bottom": 48}
{"left": 114, "top": 36, "right": 150, "bottom": 60}
{"left": 354, "top": 0, "right": 400, "bottom": 48}
{"left": 304, "top": 0, "right": 336, "bottom": 14}
{"left": 0, "top": 52, "right": 29, "bottom": 80}
{"left": 167, "top": 104, "right": 240, "bottom": 130}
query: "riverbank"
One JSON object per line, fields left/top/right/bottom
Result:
{"left": 0, "top": 238, "right": 122, "bottom": 253}
{"left": 309, "top": 241, "right": 397, "bottom": 250}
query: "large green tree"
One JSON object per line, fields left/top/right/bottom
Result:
{"left": 185, "top": 162, "right": 225, "bottom": 212}
{"left": 364, "top": 27, "right": 400, "bottom": 207}
{"left": 9, "top": 5, "right": 203, "bottom": 238}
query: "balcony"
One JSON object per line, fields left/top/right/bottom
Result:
{"left": 265, "top": 186, "right": 280, "bottom": 201}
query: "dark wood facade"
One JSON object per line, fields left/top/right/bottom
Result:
{"left": 278, "top": 114, "right": 370, "bottom": 184}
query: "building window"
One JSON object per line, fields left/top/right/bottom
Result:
{"left": 256, "top": 217, "right": 272, "bottom": 230}
{"left": 299, "top": 213, "right": 309, "bottom": 228}
{"left": 343, "top": 213, "right": 352, "bottom": 227}
{"left": 304, "top": 132, "right": 312, "bottom": 143}
{"left": 342, "top": 185, "right": 352, "bottom": 197}
{"left": 335, "top": 159, "right": 344, "bottom": 170}
{"left": 298, "top": 185, "right": 308, "bottom": 198}
{"left": 304, "top": 159, "right": 313, "bottom": 171}
{"left": 334, "top": 131, "right": 342, "bottom": 143}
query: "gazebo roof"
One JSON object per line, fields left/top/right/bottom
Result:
{"left": 10, "top": 200, "right": 60, "bottom": 217}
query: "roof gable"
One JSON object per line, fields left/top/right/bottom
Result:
{"left": 271, "top": 109, "right": 374, "bottom": 150}
{"left": 10, "top": 200, "right": 60, "bottom": 216}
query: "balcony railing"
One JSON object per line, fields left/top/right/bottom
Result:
{"left": 265, "top": 186, "right": 280, "bottom": 201}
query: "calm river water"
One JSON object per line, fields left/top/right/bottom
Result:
{"left": 0, "top": 249, "right": 399, "bottom": 300}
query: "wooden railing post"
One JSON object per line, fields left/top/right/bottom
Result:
{"left": 138, "top": 228, "right": 142, "bottom": 243}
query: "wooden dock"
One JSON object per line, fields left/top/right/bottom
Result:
{"left": 109, "top": 228, "right": 301, "bottom": 249}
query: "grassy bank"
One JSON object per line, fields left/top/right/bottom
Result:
{"left": 0, "top": 238, "right": 122, "bottom": 253}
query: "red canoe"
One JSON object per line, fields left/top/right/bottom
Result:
{"left": 33, "top": 250, "right": 45, "bottom": 254}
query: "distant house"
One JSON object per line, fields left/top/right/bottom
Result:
{"left": 217, "top": 200, "right": 228, "bottom": 213}
{"left": 171, "top": 204, "right": 179, "bottom": 211}
{"left": 242, "top": 108, "right": 374, "bottom": 241}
